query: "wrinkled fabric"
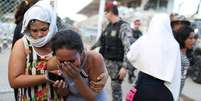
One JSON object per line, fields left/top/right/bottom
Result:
{"left": 21, "top": 0, "right": 57, "bottom": 47}
{"left": 127, "top": 13, "right": 181, "bottom": 101}
{"left": 180, "top": 52, "right": 190, "bottom": 94}
{"left": 104, "top": 59, "right": 122, "bottom": 101}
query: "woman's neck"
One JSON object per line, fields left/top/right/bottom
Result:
{"left": 33, "top": 43, "right": 52, "bottom": 56}
{"left": 180, "top": 48, "right": 187, "bottom": 55}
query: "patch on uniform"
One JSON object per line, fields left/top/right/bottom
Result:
{"left": 111, "top": 30, "right": 117, "bottom": 37}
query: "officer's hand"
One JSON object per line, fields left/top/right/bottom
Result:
{"left": 118, "top": 67, "right": 127, "bottom": 80}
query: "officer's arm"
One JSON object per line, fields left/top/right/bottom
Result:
{"left": 119, "top": 23, "right": 136, "bottom": 68}
{"left": 91, "top": 37, "right": 101, "bottom": 50}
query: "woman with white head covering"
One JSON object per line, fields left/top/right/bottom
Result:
{"left": 21, "top": 0, "right": 57, "bottom": 48}
{"left": 8, "top": 0, "right": 64, "bottom": 100}
{"left": 127, "top": 13, "right": 181, "bottom": 101}
{"left": 8, "top": 0, "right": 108, "bottom": 100}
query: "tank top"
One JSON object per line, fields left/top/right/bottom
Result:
{"left": 63, "top": 53, "right": 107, "bottom": 101}
{"left": 16, "top": 37, "right": 64, "bottom": 101}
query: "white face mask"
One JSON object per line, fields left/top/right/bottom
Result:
{"left": 25, "top": 35, "right": 49, "bottom": 47}
{"left": 21, "top": 0, "right": 58, "bottom": 47}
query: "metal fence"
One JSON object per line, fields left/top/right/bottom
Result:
{"left": 0, "top": 0, "right": 21, "bottom": 22}
{"left": 0, "top": 0, "right": 22, "bottom": 52}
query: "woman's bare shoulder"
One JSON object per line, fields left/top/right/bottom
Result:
{"left": 12, "top": 38, "right": 26, "bottom": 54}
{"left": 86, "top": 51, "right": 105, "bottom": 81}
{"left": 87, "top": 50, "right": 103, "bottom": 62}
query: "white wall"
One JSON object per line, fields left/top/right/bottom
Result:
{"left": 173, "top": 0, "right": 201, "bottom": 17}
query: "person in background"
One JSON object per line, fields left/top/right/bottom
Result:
{"left": 48, "top": 30, "right": 108, "bottom": 101}
{"left": 174, "top": 26, "right": 195, "bottom": 95}
{"left": 190, "top": 33, "right": 201, "bottom": 83}
{"left": 170, "top": 13, "right": 194, "bottom": 66}
{"left": 170, "top": 13, "right": 191, "bottom": 33}
{"left": 91, "top": 1, "right": 135, "bottom": 101}
{"left": 132, "top": 18, "right": 143, "bottom": 39}
{"left": 127, "top": 18, "right": 143, "bottom": 84}
{"left": 127, "top": 13, "right": 181, "bottom": 101}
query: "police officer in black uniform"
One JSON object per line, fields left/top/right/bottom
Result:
{"left": 91, "top": 2, "right": 135, "bottom": 101}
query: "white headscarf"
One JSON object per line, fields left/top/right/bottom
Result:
{"left": 127, "top": 13, "right": 181, "bottom": 101}
{"left": 21, "top": 0, "right": 57, "bottom": 47}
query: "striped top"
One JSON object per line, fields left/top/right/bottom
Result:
{"left": 181, "top": 52, "right": 190, "bottom": 80}
{"left": 180, "top": 51, "right": 190, "bottom": 93}
{"left": 15, "top": 37, "right": 64, "bottom": 101}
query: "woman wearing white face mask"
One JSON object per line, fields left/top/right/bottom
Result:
{"left": 127, "top": 13, "right": 181, "bottom": 101}
{"left": 8, "top": 1, "right": 64, "bottom": 100}
{"left": 8, "top": 1, "right": 108, "bottom": 100}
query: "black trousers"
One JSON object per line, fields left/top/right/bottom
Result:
{"left": 133, "top": 72, "right": 174, "bottom": 101}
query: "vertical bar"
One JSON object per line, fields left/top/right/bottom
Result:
{"left": 96, "top": 0, "right": 106, "bottom": 41}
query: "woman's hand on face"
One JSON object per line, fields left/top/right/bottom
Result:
{"left": 61, "top": 62, "right": 81, "bottom": 80}
{"left": 89, "top": 72, "right": 108, "bottom": 93}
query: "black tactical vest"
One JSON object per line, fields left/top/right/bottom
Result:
{"left": 99, "top": 20, "right": 125, "bottom": 61}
